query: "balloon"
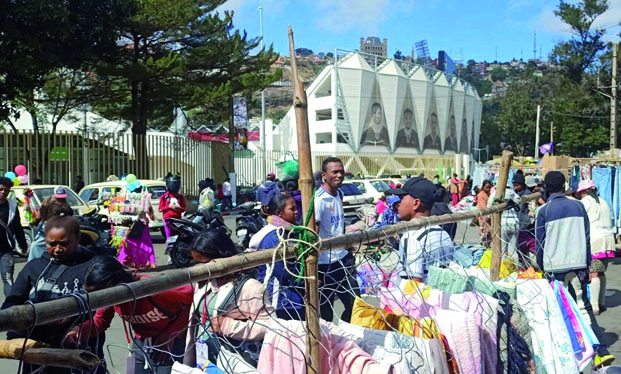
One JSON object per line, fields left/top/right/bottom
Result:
{"left": 17, "top": 175, "right": 29, "bottom": 184}
{"left": 12, "top": 178, "right": 20, "bottom": 186}
{"left": 126, "top": 174, "right": 137, "bottom": 184}
{"left": 4, "top": 172, "right": 16, "bottom": 179}
{"left": 14, "top": 165, "right": 27, "bottom": 176}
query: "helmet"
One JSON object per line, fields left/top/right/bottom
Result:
{"left": 166, "top": 174, "right": 182, "bottom": 193}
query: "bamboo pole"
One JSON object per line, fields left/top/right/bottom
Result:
{"left": 0, "top": 192, "right": 541, "bottom": 333}
{"left": 20, "top": 348, "right": 100, "bottom": 370}
{"left": 490, "top": 150, "right": 513, "bottom": 281}
{"left": 288, "top": 26, "right": 320, "bottom": 374}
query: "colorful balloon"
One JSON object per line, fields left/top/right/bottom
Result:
{"left": 17, "top": 175, "right": 29, "bottom": 184}
{"left": 14, "top": 165, "right": 27, "bottom": 176}
{"left": 4, "top": 171, "right": 16, "bottom": 179}
{"left": 126, "top": 174, "right": 137, "bottom": 184}
{"left": 12, "top": 177, "right": 20, "bottom": 186}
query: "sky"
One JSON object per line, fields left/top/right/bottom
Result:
{"left": 219, "top": 0, "right": 621, "bottom": 63}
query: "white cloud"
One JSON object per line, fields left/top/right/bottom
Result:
{"left": 536, "top": 0, "right": 621, "bottom": 37}
{"left": 312, "top": 0, "right": 415, "bottom": 34}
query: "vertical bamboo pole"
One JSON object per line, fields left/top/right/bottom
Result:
{"left": 490, "top": 150, "right": 513, "bottom": 281}
{"left": 288, "top": 26, "right": 320, "bottom": 374}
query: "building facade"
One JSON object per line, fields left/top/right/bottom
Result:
{"left": 360, "top": 37, "right": 388, "bottom": 57}
{"left": 276, "top": 50, "right": 482, "bottom": 155}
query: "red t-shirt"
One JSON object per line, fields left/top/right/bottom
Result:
{"left": 159, "top": 192, "right": 186, "bottom": 219}
{"left": 83, "top": 284, "right": 194, "bottom": 341}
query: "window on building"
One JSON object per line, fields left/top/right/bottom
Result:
{"left": 336, "top": 133, "right": 349, "bottom": 144}
{"left": 315, "top": 109, "right": 332, "bottom": 121}
{"left": 315, "top": 77, "right": 332, "bottom": 98}
{"left": 315, "top": 132, "right": 332, "bottom": 144}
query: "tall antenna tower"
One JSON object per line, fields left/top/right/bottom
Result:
{"left": 533, "top": 31, "right": 537, "bottom": 60}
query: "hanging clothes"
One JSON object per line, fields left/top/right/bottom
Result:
{"left": 592, "top": 167, "right": 614, "bottom": 225}
{"left": 256, "top": 319, "right": 394, "bottom": 374}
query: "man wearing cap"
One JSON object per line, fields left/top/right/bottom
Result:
{"left": 256, "top": 173, "right": 281, "bottom": 208}
{"left": 53, "top": 186, "right": 68, "bottom": 205}
{"left": 535, "top": 171, "right": 614, "bottom": 367}
{"left": 506, "top": 173, "right": 532, "bottom": 260}
{"left": 391, "top": 177, "right": 454, "bottom": 286}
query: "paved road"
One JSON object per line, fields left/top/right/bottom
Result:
{"left": 1, "top": 221, "right": 620, "bottom": 372}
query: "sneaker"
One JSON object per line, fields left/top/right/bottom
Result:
{"left": 595, "top": 354, "right": 616, "bottom": 368}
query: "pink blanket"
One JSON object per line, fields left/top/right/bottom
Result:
{"left": 257, "top": 319, "right": 394, "bottom": 374}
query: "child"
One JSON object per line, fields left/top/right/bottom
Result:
{"left": 67, "top": 256, "right": 193, "bottom": 374}
{"left": 159, "top": 174, "right": 186, "bottom": 239}
{"left": 2, "top": 214, "right": 104, "bottom": 374}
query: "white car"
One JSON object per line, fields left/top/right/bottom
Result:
{"left": 347, "top": 179, "right": 391, "bottom": 202}
{"left": 79, "top": 180, "right": 167, "bottom": 233}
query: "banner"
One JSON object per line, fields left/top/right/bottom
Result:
{"left": 234, "top": 97, "right": 249, "bottom": 150}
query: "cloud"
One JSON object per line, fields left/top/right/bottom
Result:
{"left": 312, "top": 0, "right": 415, "bottom": 34}
{"left": 536, "top": 0, "right": 621, "bottom": 37}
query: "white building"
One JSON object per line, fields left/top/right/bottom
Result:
{"left": 275, "top": 50, "right": 483, "bottom": 157}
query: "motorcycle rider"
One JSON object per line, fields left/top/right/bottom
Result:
{"left": 256, "top": 173, "right": 280, "bottom": 211}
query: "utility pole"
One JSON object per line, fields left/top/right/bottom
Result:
{"left": 611, "top": 42, "right": 618, "bottom": 157}
{"left": 259, "top": 0, "right": 267, "bottom": 177}
{"left": 535, "top": 104, "right": 541, "bottom": 160}
{"left": 550, "top": 121, "right": 554, "bottom": 155}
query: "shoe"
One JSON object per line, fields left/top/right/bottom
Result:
{"left": 594, "top": 354, "right": 615, "bottom": 368}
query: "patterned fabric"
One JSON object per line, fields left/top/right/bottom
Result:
{"left": 517, "top": 279, "right": 579, "bottom": 374}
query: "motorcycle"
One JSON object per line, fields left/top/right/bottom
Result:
{"left": 234, "top": 201, "right": 265, "bottom": 250}
{"left": 165, "top": 207, "right": 228, "bottom": 268}
{"left": 77, "top": 206, "right": 116, "bottom": 256}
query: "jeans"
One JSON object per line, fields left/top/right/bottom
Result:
{"left": 1, "top": 252, "right": 14, "bottom": 298}
{"left": 222, "top": 196, "right": 232, "bottom": 210}
{"left": 550, "top": 270, "right": 610, "bottom": 357}
{"left": 318, "top": 253, "right": 360, "bottom": 323}
{"left": 132, "top": 337, "right": 185, "bottom": 374}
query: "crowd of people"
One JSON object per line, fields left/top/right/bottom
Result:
{"left": 0, "top": 160, "right": 618, "bottom": 373}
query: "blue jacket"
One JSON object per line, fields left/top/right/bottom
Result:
{"left": 256, "top": 181, "right": 281, "bottom": 205}
{"left": 258, "top": 229, "right": 305, "bottom": 320}
{"left": 535, "top": 194, "right": 591, "bottom": 272}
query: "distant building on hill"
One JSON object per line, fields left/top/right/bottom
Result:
{"left": 360, "top": 36, "right": 388, "bottom": 57}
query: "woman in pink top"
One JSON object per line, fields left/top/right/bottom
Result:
{"left": 376, "top": 195, "right": 388, "bottom": 215}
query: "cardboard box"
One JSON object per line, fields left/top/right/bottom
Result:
{"left": 541, "top": 155, "right": 570, "bottom": 179}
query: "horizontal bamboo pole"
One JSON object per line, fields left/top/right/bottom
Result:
{"left": 20, "top": 348, "right": 100, "bottom": 370}
{"left": 0, "top": 192, "right": 540, "bottom": 333}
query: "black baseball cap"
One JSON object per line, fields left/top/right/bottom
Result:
{"left": 512, "top": 173, "right": 526, "bottom": 186}
{"left": 388, "top": 177, "right": 437, "bottom": 210}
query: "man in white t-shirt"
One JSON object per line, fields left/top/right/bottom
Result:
{"left": 390, "top": 177, "right": 455, "bottom": 285}
{"left": 222, "top": 177, "right": 232, "bottom": 210}
{"left": 314, "top": 157, "right": 360, "bottom": 322}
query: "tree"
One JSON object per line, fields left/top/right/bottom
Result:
{"left": 550, "top": 0, "right": 608, "bottom": 82}
{"left": 491, "top": 67, "right": 507, "bottom": 82}
{"left": 0, "top": 0, "right": 134, "bottom": 122}
{"left": 295, "top": 48, "right": 313, "bottom": 56}
{"left": 87, "top": 0, "right": 281, "bottom": 174}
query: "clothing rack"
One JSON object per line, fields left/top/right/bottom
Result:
{"left": 0, "top": 192, "right": 542, "bottom": 332}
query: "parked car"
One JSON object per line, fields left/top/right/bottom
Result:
{"left": 11, "top": 185, "right": 89, "bottom": 256}
{"left": 78, "top": 180, "right": 167, "bottom": 233}
{"left": 347, "top": 179, "right": 391, "bottom": 202}
{"left": 341, "top": 183, "right": 371, "bottom": 225}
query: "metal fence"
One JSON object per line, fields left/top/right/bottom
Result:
{"left": 0, "top": 130, "right": 212, "bottom": 199}
{"left": 235, "top": 150, "right": 457, "bottom": 185}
